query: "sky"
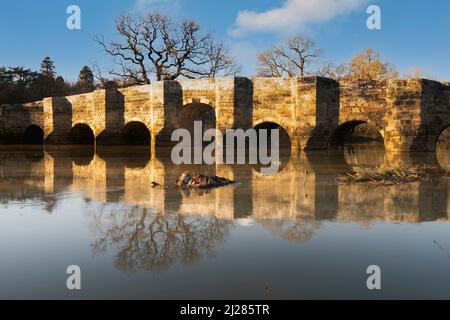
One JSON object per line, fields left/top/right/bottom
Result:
{"left": 1, "top": 0, "right": 450, "bottom": 82}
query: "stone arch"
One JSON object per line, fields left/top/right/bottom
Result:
{"left": 23, "top": 124, "right": 44, "bottom": 145}
{"left": 122, "top": 121, "right": 151, "bottom": 146}
{"left": 69, "top": 123, "right": 95, "bottom": 145}
{"left": 182, "top": 98, "right": 215, "bottom": 109}
{"left": 329, "top": 120, "right": 384, "bottom": 149}
{"left": 178, "top": 102, "right": 216, "bottom": 138}
{"left": 436, "top": 125, "right": 450, "bottom": 171}
{"left": 250, "top": 121, "right": 292, "bottom": 174}
{"left": 253, "top": 121, "right": 292, "bottom": 150}
{"left": 436, "top": 125, "right": 450, "bottom": 150}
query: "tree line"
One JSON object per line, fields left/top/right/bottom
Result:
{"left": 0, "top": 57, "right": 95, "bottom": 104}
{"left": 1, "top": 12, "right": 424, "bottom": 105}
{"left": 257, "top": 38, "right": 399, "bottom": 80}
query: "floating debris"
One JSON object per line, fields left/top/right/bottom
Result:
{"left": 340, "top": 165, "right": 445, "bottom": 185}
{"left": 176, "top": 171, "right": 235, "bottom": 189}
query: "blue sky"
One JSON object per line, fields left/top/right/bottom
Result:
{"left": 1, "top": 0, "right": 450, "bottom": 81}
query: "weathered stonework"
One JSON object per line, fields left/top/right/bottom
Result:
{"left": 0, "top": 76, "right": 449, "bottom": 153}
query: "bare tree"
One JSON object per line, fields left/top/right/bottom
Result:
{"left": 257, "top": 49, "right": 291, "bottom": 77}
{"left": 257, "top": 35, "right": 322, "bottom": 77}
{"left": 205, "top": 41, "right": 241, "bottom": 77}
{"left": 91, "top": 206, "right": 232, "bottom": 272}
{"left": 92, "top": 62, "right": 108, "bottom": 87}
{"left": 404, "top": 67, "right": 423, "bottom": 79}
{"left": 347, "top": 48, "right": 398, "bottom": 80}
{"left": 96, "top": 13, "right": 240, "bottom": 84}
{"left": 318, "top": 61, "right": 348, "bottom": 79}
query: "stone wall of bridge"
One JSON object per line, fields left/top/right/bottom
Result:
{"left": 0, "top": 76, "right": 449, "bottom": 152}
{"left": 0, "top": 101, "right": 44, "bottom": 143}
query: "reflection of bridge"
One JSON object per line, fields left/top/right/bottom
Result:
{"left": 1, "top": 148, "right": 448, "bottom": 225}
{"left": 1, "top": 77, "right": 449, "bottom": 153}
{"left": 2, "top": 147, "right": 449, "bottom": 272}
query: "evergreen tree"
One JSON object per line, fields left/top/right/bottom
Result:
{"left": 37, "top": 57, "right": 57, "bottom": 97}
{"left": 76, "top": 66, "right": 95, "bottom": 93}
{"left": 78, "top": 66, "right": 94, "bottom": 84}
{"left": 40, "top": 57, "right": 56, "bottom": 79}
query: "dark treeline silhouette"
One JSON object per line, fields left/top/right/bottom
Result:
{"left": 0, "top": 57, "right": 96, "bottom": 105}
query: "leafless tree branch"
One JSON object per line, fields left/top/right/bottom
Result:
{"left": 257, "top": 35, "right": 322, "bottom": 77}
{"left": 96, "top": 13, "right": 240, "bottom": 84}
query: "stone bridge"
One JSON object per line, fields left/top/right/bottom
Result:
{"left": 1, "top": 77, "right": 449, "bottom": 154}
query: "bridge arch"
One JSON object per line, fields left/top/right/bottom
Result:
{"left": 251, "top": 121, "right": 292, "bottom": 174}
{"left": 253, "top": 121, "right": 292, "bottom": 150}
{"left": 182, "top": 98, "right": 215, "bottom": 109}
{"left": 69, "top": 123, "right": 95, "bottom": 145}
{"left": 329, "top": 120, "right": 384, "bottom": 149}
{"left": 436, "top": 125, "right": 450, "bottom": 171}
{"left": 178, "top": 102, "right": 216, "bottom": 138}
{"left": 122, "top": 121, "right": 151, "bottom": 146}
{"left": 23, "top": 124, "right": 44, "bottom": 145}
{"left": 436, "top": 125, "right": 450, "bottom": 150}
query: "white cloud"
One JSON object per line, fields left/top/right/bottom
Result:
{"left": 230, "top": 0, "right": 367, "bottom": 36}
{"left": 230, "top": 42, "right": 263, "bottom": 76}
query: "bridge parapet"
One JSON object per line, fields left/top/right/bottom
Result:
{"left": 0, "top": 77, "right": 448, "bottom": 152}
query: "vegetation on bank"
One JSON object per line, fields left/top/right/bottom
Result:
{"left": 342, "top": 165, "right": 446, "bottom": 184}
{"left": 0, "top": 59, "right": 95, "bottom": 104}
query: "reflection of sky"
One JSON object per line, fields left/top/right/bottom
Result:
{"left": 2, "top": 195, "right": 450, "bottom": 299}
{"left": 0, "top": 147, "right": 450, "bottom": 299}
{"left": 235, "top": 218, "right": 254, "bottom": 227}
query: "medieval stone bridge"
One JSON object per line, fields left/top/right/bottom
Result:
{"left": 1, "top": 76, "right": 449, "bottom": 154}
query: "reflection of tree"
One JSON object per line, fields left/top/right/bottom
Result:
{"left": 92, "top": 207, "right": 233, "bottom": 272}
{"left": 258, "top": 219, "right": 319, "bottom": 243}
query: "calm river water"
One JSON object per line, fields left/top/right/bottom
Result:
{"left": 0, "top": 145, "right": 449, "bottom": 299}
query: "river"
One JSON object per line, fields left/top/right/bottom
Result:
{"left": 0, "top": 145, "right": 449, "bottom": 299}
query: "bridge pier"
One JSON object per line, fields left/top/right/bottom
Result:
{"left": 0, "top": 77, "right": 448, "bottom": 155}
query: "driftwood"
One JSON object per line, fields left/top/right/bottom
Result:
{"left": 151, "top": 171, "right": 235, "bottom": 189}
{"left": 176, "top": 171, "right": 235, "bottom": 189}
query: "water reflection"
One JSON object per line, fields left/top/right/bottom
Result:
{"left": 90, "top": 207, "right": 232, "bottom": 272}
{"left": 0, "top": 145, "right": 449, "bottom": 273}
